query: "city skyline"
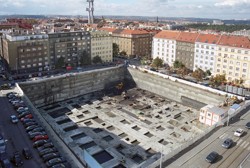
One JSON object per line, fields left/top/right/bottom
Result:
{"left": 0, "top": 0, "right": 250, "bottom": 20}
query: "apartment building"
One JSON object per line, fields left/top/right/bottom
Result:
{"left": 176, "top": 32, "right": 199, "bottom": 70}
{"left": 90, "top": 30, "right": 113, "bottom": 63}
{"left": 214, "top": 35, "right": 250, "bottom": 86}
{"left": 48, "top": 31, "right": 91, "bottom": 68}
{"left": 152, "top": 30, "right": 180, "bottom": 66}
{"left": 2, "top": 31, "right": 49, "bottom": 73}
{"left": 194, "top": 34, "right": 221, "bottom": 73}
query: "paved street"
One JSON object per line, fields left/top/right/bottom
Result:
{"left": 0, "top": 86, "right": 46, "bottom": 167}
{"left": 169, "top": 104, "right": 250, "bottom": 168}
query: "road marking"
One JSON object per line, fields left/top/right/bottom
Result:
{"left": 232, "top": 136, "right": 239, "bottom": 142}
{"left": 219, "top": 133, "right": 226, "bottom": 139}
{"left": 240, "top": 141, "right": 246, "bottom": 147}
{"left": 237, "top": 139, "right": 243, "bottom": 145}
{"left": 243, "top": 142, "right": 249, "bottom": 148}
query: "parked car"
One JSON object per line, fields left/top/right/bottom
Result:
{"left": 245, "top": 122, "right": 250, "bottom": 129}
{"left": 20, "top": 114, "right": 33, "bottom": 121}
{"left": 222, "top": 138, "right": 233, "bottom": 149}
{"left": 16, "top": 107, "right": 29, "bottom": 114}
{"left": 33, "top": 135, "right": 49, "bottom": 142}
{"left": 52, "top": 162, "right": 71, "bottom": 168}
{"left": 42, "top": 153, "right": 60, "bottom": 162}
{"left": 33, "top": 140, "right": 50, "bottom": 148}
{"left": 24, "top": 122, "right": 38, "bottom": 128}
{"left": 0, "top": 151, "right": 13, "bottom": 168}
{"left": 28, "top": 127, "right": 44, "bottom": 134}
{"left": 234, "top": 128, "right": 244, "bottom": 137}
{"left": 205, "top": 151, "right": 218, "bottom": 163}
{"left": 10, "top": 152, "right": 23, "bottom": 167}
{"left": 26, "top": 125, "right": 40, "bottom": 132}
{"left": 37, "top": 142, "right": 54, "bottom": 152}
{"left": 28, "top": 132, "right": 46, "bottom": 139}
{"left": 0, "top": 134, "right": 6, "bottom": 152}
{"left": 51, "top": 162, "right": 71, "bottom": 168}
{"left": 10, "top": 115, "right": 18, "bottom": 124}
{"left": 22, "top": 118, "right": 35, "bottom": 124}
{"left": 39, "top": 147, "right": 57, "bottom": 156}
{"left": 45, "top": 157, "right": 66, "bottom": 167}
{"left": 18, "top": 111, "right": 31, "bottom": 119}
{"left": 6, "top": 92, "right": 18, "bottom": 98}
{"left": 22, "top": 148, "right": 32, "bottom": 159}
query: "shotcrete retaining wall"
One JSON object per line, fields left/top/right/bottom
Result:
{"left": 19, "top": 66, "right": 125, "bottom": 106}
{"left": 126, "top": 67, "right": 226, "bottom": 108}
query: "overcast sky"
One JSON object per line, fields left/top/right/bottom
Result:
{"left": 0, "top": 0, "right": 250, "bottom": 19}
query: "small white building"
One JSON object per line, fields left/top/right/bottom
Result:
{"left": 199, "top": 105, "right": 227, "bottom": 126}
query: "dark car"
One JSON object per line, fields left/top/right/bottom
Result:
{"left": 46, "top": 157, "right": 66, "bottom": 167}
{"left": 42, "top": 153, "right": 60, "bottom": 162}
{"left": 18, "top": 111, "right": 31, "bottom": 119}
{"left": 39, "top": 147, "right": 57, "bottom": 156}
{"left": 51, "top": 162, "right": 71, "bottom": 168}
{"left": 22, "top": 118, "right": 35, "bottom": 123}
{"left": 37, "top": 142, "right": 54, "bottom": 152}
{"left": 24, "top": 122, "right": 38, "bottom": 128}
{"left": 22, "top": 148, "right": 32, "bottom": 159}
{"left": 33, "top": 135, "right": 49, "bottom": 142}
{"left": 0, "top": 151, "right": 13, "bottom": 168}
{"left": 28, "top": 127, "right": 44, "bottom": 134}
{"left": 205, "top": 151, "right": 219, "bottom": 163}
{"left": 245, "top": 122, "right": 250, "bottom": 129}
{"left": 26, "top": 125, "right": 40, "bottom": 132}
{"left": 10, "top": 152, "right": 23, "bottom": 167}
{"left": 33, "top": 140, "right": 50, "bottom": 148}
{"left": 29, "top": 132, "right": 46, "bottom": 139}
{"left": 222, "top": 138, "right": 233, "bottom": 149}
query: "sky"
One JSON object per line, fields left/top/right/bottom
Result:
{"left": 0, "top": 0, "right": 250, "bottom": 19}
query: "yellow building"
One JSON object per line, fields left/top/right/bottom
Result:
{"left": 90, "top": 30, "right": 113, "bottom": 63}
{"left": 215, "top": 35, "right": 250, "bottom": 87}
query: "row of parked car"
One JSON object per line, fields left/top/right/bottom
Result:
{"left": 7, "top": 92, "right": 71, "bottom": 168}
{"left": 205, "top": 122, "right": 250, "bottom": 164}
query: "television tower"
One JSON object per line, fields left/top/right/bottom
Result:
{"left": 86, "top": 0, "right": 94, "bottom": 24}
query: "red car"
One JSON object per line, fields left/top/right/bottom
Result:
{"left": 20, "top": 114, "right": 33, "bottom": 121}
{"left": 33, "top": 135, "right": 49, "bottom": 142}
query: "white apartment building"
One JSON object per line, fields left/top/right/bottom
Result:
{"left": 90, "top": 30, "right": 113, "bottom": 63}
{"left": 152, "top": 30, "right": 180, "bottom": 66}
{"left": 194, "top": 34, "right": 221, "bottom": 74}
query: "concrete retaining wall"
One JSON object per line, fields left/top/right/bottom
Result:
{"left": 126, "top": 67, "right": 226, "bottom": 108}
{"left": 19, "top": 66, "right": 125, "bottom": 106}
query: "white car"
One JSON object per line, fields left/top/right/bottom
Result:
{"left": 234, "top": 128, "right": 244, "bottom": 137}
{"left": 10, "top": 115, "right": 18, "bottom": 124}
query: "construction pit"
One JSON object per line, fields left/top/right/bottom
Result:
{"left": 19, "top": 66, "right": 227, "bottom": 168}
{"left": 38, "top": 88, "right": 208, "bottom": 168}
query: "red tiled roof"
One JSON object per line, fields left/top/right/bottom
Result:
{"left": 218, "top": 35, "right": 250, "bottom": 49}
{"left": 196, "top": 34, "right": 221, "bottom": 44}
{"left": 121, "top": 29, "right": 150, "bottom": 35}
{"left": 177, "top": 32, "right": 199, "bottom": 43}
{"left": 154, "top": 30, "right": 180, "bottom": 40}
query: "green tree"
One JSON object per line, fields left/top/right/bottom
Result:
{"left": 192, "top": 68, "right": 206, "bottom": 81}
{"left": 205, "top": 70, "right": 212, "bottom": 76}
{"left": 173, "top": 60, "right": 184, "bottom": 69}
{"left": 79, "top": 50, "right": 91, "bottom": 66}
{"left": 151, "top": 57, "right": 163, "bottom": 70}
{"left": 55, "top": 57, "right": 65, "bottom": 69}
{"left": 92, "top": 55, "right": 103, "bottom": 64}
{"left": 177, "top": 67, "right": 189, "bottom": 77}
{"left": 210, "top": 74, "right": 226, "bottom": 87}
{"left": 113, "top": 43, "right": 119, "bottom": 57}
{"left": 120, "top": 51, "right": 127, "bottom": 56}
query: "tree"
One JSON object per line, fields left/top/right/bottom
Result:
{"left": 151, "top": 57, "right": 163, "bottom": 70}
{"left": 55, "top": 57, "right": 65, "bottom": 69}
{"left": 92, "top": 55, "right": 103, "bottom": 64}
{"left": 205, "top": 70, "right": 212, "bottom": 76}
{"left": 192, "top": 68, "right": 206, "bottom": 81}
{"left": 113, "top": 43, "right": 119, "bottom": 57}
{"left": 177, "top": 67, "right": 189, "bottom": 77}
{"left": 79, "top": 50, "right": 91, "bottom": 66}
{"left": 210, "top": 74, "right": 226, "bottom": 87}
{"left": 120, "top": 51, "right": 127, "bottom": 56}
{"left": 173, "top": 60, "right": 184, "bottom": 69}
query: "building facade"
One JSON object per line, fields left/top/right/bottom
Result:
{"left": 194, "top": 34, "right": 221, "bottom": 73}
{"left": 214, "top": 35, "right": 250, "bottom": 87}
{"left": 2, "top": 32, "right": 49, "bottom": 73}
{"left": 176, "top": 32, "right": 199, "bottom": 70}
{"left": 48, "top": 31, "right": 91, "bottom": 68}
{"left": 90, "top": 30, "right": 113, "bottom": 63}
{"left": 152, "top": 30, "right": 180, "bottom": 66}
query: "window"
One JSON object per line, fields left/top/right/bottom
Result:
{"left": 207, "top": 113, "right": 211, "bottom": 117}
{"left": 243, "top": 63, "right": 247, "bottom": 67}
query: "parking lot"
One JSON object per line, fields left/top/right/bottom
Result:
{"left": 0, "top": 83, "right": 71, "bottom": 167}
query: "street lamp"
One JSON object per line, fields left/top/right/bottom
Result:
{"left": 16, "top": 57, "right": 18, "bottom": 74}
